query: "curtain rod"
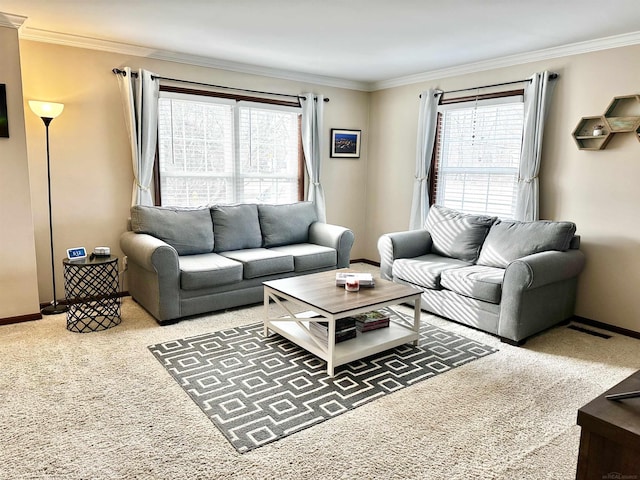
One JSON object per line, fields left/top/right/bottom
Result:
{"left": 420, "top": 73, "right": 558, "bottom": 98}
{"left": 111, "top": 68, "right": 329, "bottom": 102}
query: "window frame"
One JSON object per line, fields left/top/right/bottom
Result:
{"left": 154, "top": 85, "right": 305, "bottom": 206}
{"left": 429, "top": 89, "right": 525, "bottom": 218}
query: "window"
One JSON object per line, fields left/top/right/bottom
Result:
{"left": 431, "top": 93, "right": 524, "bottom": 219}
{"left": 157, "top": 90, "right": 303, "bottom": 207}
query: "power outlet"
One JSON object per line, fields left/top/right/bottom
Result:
{"left": 123, "top": 255, "right": 128, "bottom": 271}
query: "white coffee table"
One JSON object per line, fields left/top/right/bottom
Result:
{"left": 263, "top": 269, "right": 422, "bottom": 376}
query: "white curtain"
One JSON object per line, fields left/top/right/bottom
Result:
{"left": 409, "top": 89, "right": 442, "bottom": 230}
{"left": 300, "top": 93, "right": 327, "bottom": 222}
{"left": 515, "top": 71, "right": 557, "bottom": 221}
{"left": 116, "top": 67, "right": 159, "bottom": 206}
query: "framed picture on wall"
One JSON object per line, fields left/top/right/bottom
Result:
{"left": 330, "top": 129, "right": 361, "bottom": 158}
{"left": 0, "top": 84, "right": 8, "bottom": 138}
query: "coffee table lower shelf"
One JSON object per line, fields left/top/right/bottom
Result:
{"left": 266, "top": 316, "right": 419, "bottom": 373}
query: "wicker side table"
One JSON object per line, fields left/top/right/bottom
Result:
{"left": 63, "top": 256, "right": 121, "bottom": 333}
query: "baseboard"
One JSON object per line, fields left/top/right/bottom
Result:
{"left": 0, "top": 312, "right": 42, "bottom": 326}
{"left": 350, "top": 258, "right": 380, "bottom": 267}
{"left": 39, "top": 291, "right": 130, "bottom": 309}
{"left": 572, "top": 315, "right": 640, "bottom": 340}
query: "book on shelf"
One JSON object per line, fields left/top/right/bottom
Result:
{"left": 309, "top": 327, "right": 357, "bottom": 344}
{"left": 356, "top": 318, "right": 390, "bottom": 332}
{"left": 309, "top": 317, "right": 356, "bottom": 333}
{"left": 335, "top": 272, "right": 375, "bottom": 287}
{"left": 309, "top": 317, "right": 357, "bottom": 344}
{"left": 353, "top": 310, "right": 390, "bottom": 322}
{"left": 353, "top": 310, "right": 391, "bottom": 332}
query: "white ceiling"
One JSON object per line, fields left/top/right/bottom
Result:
{"left": 3, "top": 0, "right": 640, "bottom": 90}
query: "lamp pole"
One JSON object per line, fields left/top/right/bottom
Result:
{"left": 29, "top": 101, "right": 68, "bottom": 315}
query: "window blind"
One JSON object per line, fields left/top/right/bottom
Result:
{"left": 157, "top": 93, "right": 300, "bottom": 206}
{"left": 432, "top": 96, "right": 524, "bottom": 218}
{"left": 237, "top": 103, "right": 300, "bottom": 204}
{"left": 158, "top": 96, "right": 235, "bottom": 206}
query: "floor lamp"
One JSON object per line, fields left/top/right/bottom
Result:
{"left": 29, "top": 100, "right": 69, "bottom": 315}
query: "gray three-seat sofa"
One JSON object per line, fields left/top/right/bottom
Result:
{"left": 120, "top": 202, "right": 354, "bottom": 324}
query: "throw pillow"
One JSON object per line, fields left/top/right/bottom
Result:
{"left": 424, "top": 205, "right": 496, "bottom": 262}
{"left": 130, "top": 205, "right": 214, "bottom": 255}
{"left": 211, "top": 204, "right": 262, "bottom": 253}
{"left": 258, "top": 202, "right": 318, "bottom": 247}
{"left": 477, "top": 219, "right": 577, "bottom": 268}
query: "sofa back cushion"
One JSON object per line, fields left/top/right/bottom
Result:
{"left": 425, "top": 205, "right": 496, "bottom": 262}
{"left": 258, "top": 202, "right": 318, "bottom": 247}
{"left": 130, "top": 205, "right": 214, "bottom": 255}
{"left": 211, "top": 204, "right": 262, "bottom": 253}
{"left": 477, "top": 220, "right": 577, "bottom": 268}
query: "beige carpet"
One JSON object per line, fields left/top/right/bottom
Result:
{"left": 2, "top": 264, "right": 639, "bottom": 479}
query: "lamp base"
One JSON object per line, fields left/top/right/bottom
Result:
{"left": 41, "top": 303, "right": 69, "bottom": 315}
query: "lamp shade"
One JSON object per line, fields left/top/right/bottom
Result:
{"left": 28, "top": 101, "right": 64, "bottom": 119}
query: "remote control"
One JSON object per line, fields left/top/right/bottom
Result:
{"left": 605, "top": 390, "right": 640, "bottom": 401}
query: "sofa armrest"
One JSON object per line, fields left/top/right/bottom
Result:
{"left": 498, "top": 248, "right": 585, "bottom": 343}
{"left": 120, "top": 231, "right": 179, "bottom": 273}
{"left": 504, "top": 249, "right": 586, "bottom": 290}
{"left": 308, "top": 222, "right": 355, "bottom": 268}
{"left": 120, "top": 231, "right": 181, "bottom": 322}
{"left": 377, "top": 230, "right": 433, "bottom": 280}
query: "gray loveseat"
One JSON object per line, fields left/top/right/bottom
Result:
{"left": 120, "top": 202, "right": 354, "bottom": 324}
{"left": 377, "top": 205, "right": 585, "bottom": 345}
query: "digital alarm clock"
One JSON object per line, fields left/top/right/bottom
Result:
{"left": 66, "top": 247, "right": 87, "bottom": 260}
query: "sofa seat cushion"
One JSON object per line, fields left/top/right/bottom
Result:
{"left": 221, "top": 248, "right": 294, "bottom": 279}
{"left": 440, "top": 265, "right": 505, "bottom": 304}
{"left": 211, "top": 204, "right": 262, "bottom": 253}
{"left": 269, "top": 244, "right": 337, "bottom": 272}
{"left": 392, "top": 254, "right": 472, "bottom": 290}
{"left": 131, "top": 205, "right": 214, "bottom": 255}
{"left": 179, "top": 253, "right": 243, "bottom": 291}
{"left": 477, "top": 220, "right": 577, "bottom": 268}
{"left": 425, "top": 205, "right": 496, "bottom": 262}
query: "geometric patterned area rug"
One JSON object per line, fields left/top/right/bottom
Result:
{"left": 149, "top": 311, "right": 497, "bottom": 453}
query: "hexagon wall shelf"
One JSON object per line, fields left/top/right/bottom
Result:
{"left": 573, "top": 94, "right": 640, "bottom": 150}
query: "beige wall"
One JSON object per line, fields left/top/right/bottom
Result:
{"left": 10, "top": 36, "right": 640, "bottom": 333}
{"left": 17, "top": 40, "right": 371, "bottom": 306}
{"left": 0, "top": 25, "right": 40, "bottom": 319}
{"left": 366, "top": 44, "right": 640, "bottom": 332}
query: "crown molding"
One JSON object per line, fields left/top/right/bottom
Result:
{"left": 18, "top": 26, "right": 371, "bottom": 92}
{"left": 149, "top": 49, "right": 371, "bottom": 91}
{"left": 372, "top": 30, "right": 640, "bottom": 91}
{"left": 17, "top": 24, "right": 640, "bottom": 93}
{"left": 19, "top": 27, "right": 168, "bottom": 58}
{"left": 0, "top": 12, "right": 27, "bottom": 29}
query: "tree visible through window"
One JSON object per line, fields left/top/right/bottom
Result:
{"left": 157, "top": 91, "right": 302, "bottom": 207}
{"left": 431, "top": 94, "right": 524, "bottom": 219}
